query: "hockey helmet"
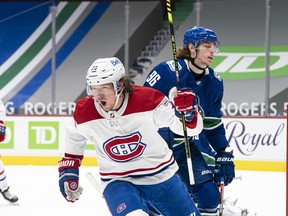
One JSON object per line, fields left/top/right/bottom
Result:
{"left": 86, "top": 57, "right": 126, "bottom": 86}
{"left": 183, "top": 26, "right": 219, "bottom": 51}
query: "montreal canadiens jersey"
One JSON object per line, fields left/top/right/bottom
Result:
{"left": 64, "top": 85, "right": 203, "bottom": 187}
{"left": 144, "top": 58, "right": 228, "bottom": 152}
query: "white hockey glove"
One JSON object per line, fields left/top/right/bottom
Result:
{"left": 63, "top": 181, "right": 83, "bottom": 202}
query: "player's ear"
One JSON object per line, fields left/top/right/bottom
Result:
{"left": 188, "top": 43, "right": 196, "bottom": 58}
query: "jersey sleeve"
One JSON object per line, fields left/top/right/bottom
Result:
{"left": 153, "top": 96, "right": 203, "bottom": 137}
{"left": 202, "top": 82, "right": 228, "bottom": 152}
{"left": 203, "top": 123, "right": 228, "bottom": 152}
{"left": 143, "top": 62, "right": 176, "bottom": 96}
{"left": 64, "top": 119, "right": 90, "bottom": 157}
{"left": 65, "top": 97, "right": 95, "bottom": 157}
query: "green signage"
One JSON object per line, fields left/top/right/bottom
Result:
{"left": 29, "top": 121, "right": 59, "bottom": 149}
{"left": 211, "top": 46, "right": 288, "bottom": 79}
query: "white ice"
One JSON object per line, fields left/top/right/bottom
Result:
{"left": 0, "top": 166, "right": 285, "bottom": 216}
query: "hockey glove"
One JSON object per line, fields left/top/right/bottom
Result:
{"left": 0, "top": 121, "right": 6, "bottom": 142}
{"left": 214, "top": 150, "right": 235, "bottom": 186}
{"left": 169, "top": 87, "right": 197, "bottom": 122}
{"left": 58, "top": 158, "right": 83, "bottom": 202}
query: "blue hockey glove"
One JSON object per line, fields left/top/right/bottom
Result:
{"left": 214, "top": 150, "right": 235, "bottom": 186}
{"left": 58, "top": 158, "right": 83, "bottom": 202}
{"left": 170, "top": 87, "right": 197, "bottom": 122}
{"left": 0, "top": 121, "right": 6, "bottom": 142}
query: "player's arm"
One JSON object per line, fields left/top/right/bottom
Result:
{"left": 202, "top": 88, "right": 229, "bottom": 151}
{"left": 143, "top": 63, "right": 174, "bottom": 97}
{"left": 203, "top": 89, "right": 235, "bottom": 186}
{"left": 203, "top": 119, "right": 235, "bottom": 186}
{"left": 58, "top": 121, "right": 88, "bottom": 202}
{"left": 155, "top": 88, "right": 203, "bottom": 137}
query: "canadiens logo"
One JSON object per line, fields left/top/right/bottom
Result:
{"left": 69, "top": 181, "right": 78, "bottom": 190}
{"left": 103, "top": 132, "right": 147, "bottom": 162}
{"left": 117, "top": 203, "right": 127, "bottom": 213}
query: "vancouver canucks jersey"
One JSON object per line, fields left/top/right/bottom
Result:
{"left": 144, "top": 59, "right": 228, "bottom": 152}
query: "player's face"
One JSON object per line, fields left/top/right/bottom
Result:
{"left": 195, "top": 41, "right": 217, "bottom": 67}
{"left": 90, "top": 83, "right": 116, "bottom": 111}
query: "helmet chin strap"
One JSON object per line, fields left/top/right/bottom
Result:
{"left": 112, "top": 86, "right": 125, "bottom": 110}
{"left": 189, "top": 57, "right": 207, "bottom": 71}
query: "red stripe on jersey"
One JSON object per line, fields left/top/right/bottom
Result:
{"left": 64, "top": 153, "right": 84, "bottom": 161}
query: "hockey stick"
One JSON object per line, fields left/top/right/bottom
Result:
{"left": 219, "top": 175, "right": 242, "bottom": 215}
{"left": 219, "top": 178, "right": 225, "bottom": 216}
{"left": 86, "top": 172, "right": 114, "bottom": 215}
{"left": 85, "top": 172, "right": 103, "bottom": 195}
{"left": 165, "top": 0, "right": 195, "bottom": 185}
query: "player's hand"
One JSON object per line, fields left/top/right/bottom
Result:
{"left": 58, "top": 158, "right": 83, "bottom": 202}
{"left": 170, "top": 87, "right": 197, "bottom": 122}
{"left": 0, "top": 121, "right": 6, "bottom": 142}
{"left": 214, "top": 150, "right": 235, "bottom": 186}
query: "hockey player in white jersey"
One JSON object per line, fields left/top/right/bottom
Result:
{"left": 0, "top": 99, "right": 19, "bottom": 203}
{"left": 58, "top": 57, "right": 204, "bottom": 216}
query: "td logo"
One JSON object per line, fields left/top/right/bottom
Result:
{"left": 29, "top": 122, "right": 59, "bottom": 149}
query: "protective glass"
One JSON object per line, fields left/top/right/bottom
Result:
{"left": 198, "top": 41, "right": 220, "bottom": 54}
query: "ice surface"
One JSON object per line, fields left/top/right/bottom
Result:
{"left": 0, "top": 166, "right": 285, "bottom": 216}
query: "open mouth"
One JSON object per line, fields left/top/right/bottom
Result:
{"left": 100, "top": 101, "right": 107, "bottom": 107}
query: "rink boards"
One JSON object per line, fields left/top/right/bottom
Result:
{"left": 0, "top": 116, "right": 286, "bottom": 172}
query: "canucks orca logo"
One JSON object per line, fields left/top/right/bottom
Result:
{"left": 166, "top": 59, "right": 182, "bottom": 71}
{"left": 103, "top": 132, "right": 147, "bottom": 162}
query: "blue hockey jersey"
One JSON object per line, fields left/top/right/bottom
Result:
{"left": 144, "top": 58, "right": 228, "bottom": 152}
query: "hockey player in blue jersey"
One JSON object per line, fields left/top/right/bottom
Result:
{"left": 144, "top": 26, "right": 235, "bottom": 216}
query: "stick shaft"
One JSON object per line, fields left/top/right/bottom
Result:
{"left": 166, "top": 0, "right": 194, "bottom": 185}
{"left": 85, "top": 172, "right": 103, "bottom": 195}
{"left": 219, "top": 180, "right": 225, "bottom": 216}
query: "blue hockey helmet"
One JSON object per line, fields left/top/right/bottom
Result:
{"left": 183, "top": 26, "right": 219, "bottom": 51}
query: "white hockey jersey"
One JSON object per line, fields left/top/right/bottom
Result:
{"left": 65, "top": 86, "right": 203, "bottom": 187}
